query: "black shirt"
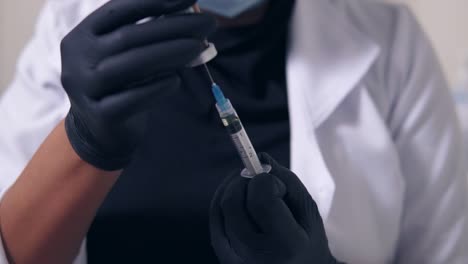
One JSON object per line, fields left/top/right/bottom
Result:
{"left": 87, "top": 1, "right": 295, "bottom": 262}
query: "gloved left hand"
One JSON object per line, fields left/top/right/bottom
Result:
{"left": 210, "top": 153, "right": 343, "bottom": 264}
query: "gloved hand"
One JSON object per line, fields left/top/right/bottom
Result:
{"left": 210, "top": 153, "right": 343, "bottom": 264}
{"left": 61, "top": 0, "right": 216, "bottom": 170}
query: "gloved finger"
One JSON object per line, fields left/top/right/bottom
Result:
{"left": 92, "top": 39, "right": 202, "bottom": 98}
{"left": 100, "top": 14, "right": 216, "bottom": 57}
{"left": 94, "top": 74, "right": 180, "bottom": 120}
{"left": 247, "top": 173, "right": 306, "bottom": 238}
{"left": 81, "top": 0, "right": 196, "bottom": 35}
{"left": 210, "top": 172, "right": 246, "bottom": 264}
{"left": 221, "top": 177, "right": 263, "bottom": 252}
{"left": 258, "top": 153, "right": 322, "bottom": 234}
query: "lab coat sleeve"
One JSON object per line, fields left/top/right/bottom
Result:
{"left": 0, "top": 1, "right": 86, "bottom": 263}
{"left": 388, "top": 7, "right": 468, "bottom": 264}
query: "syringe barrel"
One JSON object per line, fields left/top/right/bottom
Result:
{"left": 216, "top": 100, "right": 269, "bottom": 177}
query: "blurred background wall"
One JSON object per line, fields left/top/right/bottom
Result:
{"left": 388, "top": 0, "right": 468, "bottom": 89}
{"left": 1, "top": 0, "right": 468, "bottom": 94}
{"left": 0, "top": 0, "right": 45, "bottom": 93}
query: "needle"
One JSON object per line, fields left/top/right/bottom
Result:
{"left": 203, "top": 63, "right": 216, "bottom": 84}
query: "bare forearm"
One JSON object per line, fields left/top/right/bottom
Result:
{"left": 0, "top": 120, "right": 120, "bottom": 263}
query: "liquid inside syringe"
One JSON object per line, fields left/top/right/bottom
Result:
{"left": 210, "top": 82, "right": 271, "bottom": 177}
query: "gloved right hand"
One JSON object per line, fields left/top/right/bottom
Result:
{"left": 61, "top": 0, "right": 216, "bottom": 171}
{"left": 210, "top": 153, "right": 344, "bottom": 264}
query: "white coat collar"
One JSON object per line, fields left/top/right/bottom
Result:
{"left": 286, "top": 0, "right": 380, "bottom": 219}
{"left": 287, "top": 0, "right": 381, "bottom": 128}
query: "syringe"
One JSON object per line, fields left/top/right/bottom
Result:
{"left": 187, "top": 5, "right": 269, "bottom": 177}
{"left": 211, "top": 83, "right": 272, "bottom": 178}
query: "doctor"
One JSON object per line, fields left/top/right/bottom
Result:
{"left": 0, "top": 0, "right": 467, "bottom": 263}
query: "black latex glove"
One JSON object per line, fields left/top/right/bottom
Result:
{"left": 61, "top": 0, "right": 216, "bottom": 170}
{"left": 210, "top": 153, "right": 343, "bottom": 264}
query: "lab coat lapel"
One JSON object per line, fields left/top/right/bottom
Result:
{"left": 287, "top": 0, "right": 380, "bottom": 219}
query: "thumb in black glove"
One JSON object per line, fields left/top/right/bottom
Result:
{"left": 210, "top": 153, "right": 343, "bottom": 264}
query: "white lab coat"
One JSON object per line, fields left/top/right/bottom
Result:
{"left": 0, "top": 0, "right": 467, "bottom": 263}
